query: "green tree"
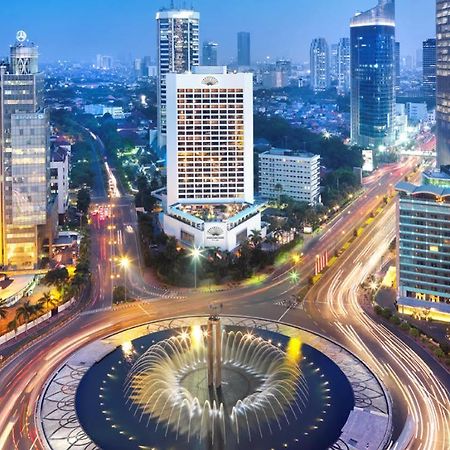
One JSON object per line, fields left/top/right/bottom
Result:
{"left": 15, "top": 301, "right": 36, "bottom": 331}
{"left": 274, "top": 183, "right": 283, "bottom": 206}
{"left": 248, "top": 229, "right": 263, "bottom": 248}
{"left": 0, "top": 300, "right": 8, "bottom": 320}
{"left": 38, "top": 292, "right": 59, "bottom": 311}
{"left": 77, "top": 188, "right": 91, "bottom": 215}
{"left": 113, "top": 285, "right": 126, "bottom": 304}
{"left": 135, "top": 175, "right": 157, "bottom": 212}
{"left": 7, "top": 318, "right": 18, "bottom": 337}
{"left": 43, "top": 267, "right": 69, "bottom": 290}
{"left": 235, "top": 242, "right": 253, "bottom": 279}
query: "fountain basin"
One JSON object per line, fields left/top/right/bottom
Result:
{"left": 75, "top": 325, "right": 355, "bottom": 450}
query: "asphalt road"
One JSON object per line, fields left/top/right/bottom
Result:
{"left": 0, "top": 157, "right": 448, "bottom": 450}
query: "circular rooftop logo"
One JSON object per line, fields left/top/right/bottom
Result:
{"left": 202, "top": 76, "right": 219, "bottom": 86}
{"left": 16, "top": 30, "right": 27, "bottom": 43}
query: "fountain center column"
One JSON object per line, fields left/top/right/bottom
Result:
{"left": 207, "top": 315, "right": 222, "bottom": 391}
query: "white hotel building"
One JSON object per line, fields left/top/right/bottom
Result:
{"left": 259, "top": 149, "right": 321, "bottom": 205}
{"left": 160, "top": 67, "right": 262, "bottom": 251}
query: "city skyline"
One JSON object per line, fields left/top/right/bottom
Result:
{"left": 0, "top": 0, "right": 435, "bottom": 63}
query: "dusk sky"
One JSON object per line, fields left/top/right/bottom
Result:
{"left": 0, "top": 0, "right": 435, "bottom": 64}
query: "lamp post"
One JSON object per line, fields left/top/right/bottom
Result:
{"left": 190, "top": 247, "right": 203, "bottom": 289}
{"left": 119, "top": 256, "right": 130, "bottom": 301}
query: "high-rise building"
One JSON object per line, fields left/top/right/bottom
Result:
{"left": 161, "top": 67, "right": 262, "bottom": 251}
{"left": 396, "top": 176, "right": 450, "bottom": 321}
{"left": 0, "top": 32, "right": 50, "bottom": 268}
{"left": 259, "top": 149, "right": 321, "bottom": 205}
{"left": 350, "top": 0, "right": 396, "bottom": 149}
{"left": 416, "top": 47, "right": 423, "bottom": 69}
{"left": 275, "top": 59, "right": 292, "bottom": 76}
{"left": 237, "top": 32, "right": 251, "bottom": 67}
{"left": 423, "top": 38, "right": 437, "bottom": 98}
{"left": 134, "top": 58, "right": 143, "bottom": 78}
{"left": 262, "top": 71, "right": 289, "bottom": 89}
{"left": 202, "top": 41, "right": 218, "bottom": 66}
{"left": 156, "top": 8, "right": 200, "bottom": 150}
{"left": 337, "top": 38, "right": 351, "bottom": 94}
{"left": 310, "top": 38, "right": 330, "bottom": 93}
{"left": 395, "top": 41, "right": 401, "bottom": 89}
{"left": 436, "top": 1, "right": 450, "bottom": 168}
{"left": 330, "top": 43, "right": 339, "bottom": 81}
{"left": 393, "top": 1, "right": 450, "bottom": 323}
{"left": 96, "top": 54, "right": 113, "bottom": 70}
{"left": 50, "top": 146, "right": 69, "bottom": 222}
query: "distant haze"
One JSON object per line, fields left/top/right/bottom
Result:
{"left": 0, "top": 0, "right": 435, "bottom": 63}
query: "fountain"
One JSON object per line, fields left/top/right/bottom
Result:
{"left": 124, "top": 315, "right": 308, "bottom": 445}
{"left": 75, "top": 316, "right": 355, "bottom": 450}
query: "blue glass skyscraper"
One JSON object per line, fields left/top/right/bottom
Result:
{"left": 350, "top": 0, "right": 396, "bottom": 149}
{"left": 436, "top": 0, "right": 450, "bottom": 168}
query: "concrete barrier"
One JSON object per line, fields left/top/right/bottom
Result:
{"left": 0, "top": 297, "right": 76, "bottom": 345}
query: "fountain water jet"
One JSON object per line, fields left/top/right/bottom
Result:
{"left": 124, "top": 320, "right": 308, "bottom": 447}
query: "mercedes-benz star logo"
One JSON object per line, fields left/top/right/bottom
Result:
{"left": 16, "top": 30, "right": 27, "bottom": 43}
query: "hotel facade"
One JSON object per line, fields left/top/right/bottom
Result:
{"left": 396, "top": 178, "right": 450, "bottom": 321}
{"left": 161, "top": 67, "right": 262, "bottom": 251}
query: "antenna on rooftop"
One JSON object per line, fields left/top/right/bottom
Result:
{"left": 170, "top": 0, "right": 175, "bottom": 9}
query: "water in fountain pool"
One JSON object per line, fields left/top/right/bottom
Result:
{"left": 76, "top": 326, "right": 354, "bottom": 450}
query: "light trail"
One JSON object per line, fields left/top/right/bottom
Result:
{"left": 314, "top": 197, "right": 450, "bottom": 450}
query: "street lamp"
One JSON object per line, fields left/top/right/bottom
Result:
{"left": 190, "top": 246, "right": 203, "bottom": 289}
{"left": 119, "top": 256, "right": 130, "bottom": 301}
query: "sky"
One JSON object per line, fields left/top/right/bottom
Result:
{"left": 0, "top": 0, "right": 435, "bottom": 64}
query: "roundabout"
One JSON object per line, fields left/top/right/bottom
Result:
{"left": 38, "top": 316, "right": 392, "bottom": 450}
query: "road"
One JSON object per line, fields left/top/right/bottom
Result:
{"left": 0, "top": 157, "right": 449, "bottom": 450}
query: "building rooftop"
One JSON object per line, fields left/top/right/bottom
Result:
{"left": 262, "top": 148, "right": 318, "bottom": 159}
{"left": 172, "top": 202, "right": 256, "bottom": 223}
{"left": 396, "top": 180, "right": 450, "bottom": 199}
{"left": 351, "top": 0, "right": 395, "bottom": 28}
{"left": 192, "top": 66, "right": 227, "bottom": 75}
{"left": 51, "top": 145, "right": 68, "bottom": 163}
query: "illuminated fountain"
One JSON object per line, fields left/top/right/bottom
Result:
{"left": 124, "top": 315, "right": 307, "bottom": 446}
{"left": 74, "top": 315, "right": 356, "bottom": 450}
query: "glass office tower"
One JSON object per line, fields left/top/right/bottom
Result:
{"left": 310, "top": 38, "right": 330, "bottom": 93}
{"left": 423, "top": 38, "right": 437, "bottom": 98}
{"left": 350, "top": 0, "right": 396, "bottom": 149}
{"left": 436, "top": 0, "right": 450, "bottom": 168}
{"left": 337, "top": 38, "right": 351, "bottom": 94}
{"left": 202, "top": 41, "right": 218, "bottom": 66}
{"left": 237, "top": 32, "right": 251, "bottom": 67}
{"left": 0, "top": 33, "right": 49, "bottom": 268}
{"left": 156, "top": 8, "right": 200, "bottom": 150}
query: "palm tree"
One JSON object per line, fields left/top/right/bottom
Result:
{"left": 274, "top": 183, "right": 283, "bottom": 206}
{"left": 265, "top": 235, "right": 277, "bottom": 252}
{"left": 38, "top": 292, "right": 59, "bottom": 312}
{"left": 248, "top": 229, "right": 263, "bottom": 248}
{"left": 31, "top": 302, "right": 44, "bottom": 319}
{"left": 0, "top": 300, "right": 9, "bottom": 320}
{"left": 7, "top": 318, "right": 18, "bottom": 338}
{"left": 15, "top": 300, "right": 36, "bottom": 331}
